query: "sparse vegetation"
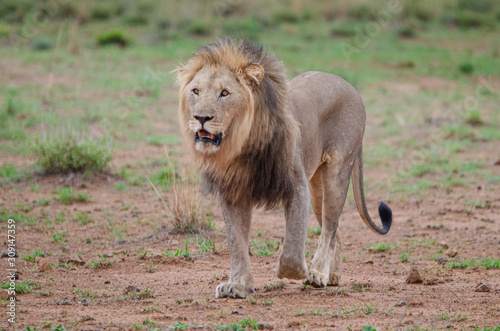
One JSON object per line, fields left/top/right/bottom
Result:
{"left": 251, "top": 240, "right": 280, "bottom": 256}
{"left": 31, "top": 131, "right": 112, "bottom": 175}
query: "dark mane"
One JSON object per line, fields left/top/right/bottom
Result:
{"left": 181, "top": 37, "right": 298, "bottom": 209}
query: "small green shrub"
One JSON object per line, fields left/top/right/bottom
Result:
{"left": 330, "top": 26, "right": 356, "bottom": 38}
{"left": 124, "top": 15, "right": 148, "bottom": 26}
{"left": 466, "top": 110, "right": 482, "bottom": 125}
{"left": 31, "top": 38, "right": 53, "bottom": 51}
{"left": 77, "top": 192, "right": 89, "bottom": 202}
{"left": 54, "top": 211, "right": 66, "bottom": 224}
{"left": 75, "top": 212, "right": 93, "bottom": 225}
{"left": 115, "top": 182, "right": 129, "bottom": 191}
{"left": 95, "top": 30, "right": 131, "bottom": 47}
{"left": 0, "top": 21, "right": 11, "bottom": 36}
{"left": 31, "top": 132, "right": 112, "bottom": 175}
{"left": 398, "top": 27, "right": 417, "bottom": 38}
{"left": 150, "top": 166, "right": 175, "bottom": 190}
{"left": 452, "top": 11, "right": 493, "bottom": 28}
{"left": 0, "top": 165, "right": 21, "bottom": 183}
{"left": 273, "top": 10, "right": 301, "bottom": 23}
{"left": 251, "top": 240, "right": 280, "bottom": 256}
{"left": 58, "top": 187, "right": 75, "bottom": 205}
{"left": 38, "top": 197, "right": 50, "bottom": 206}
{"left": 458, "top": 61, "right": 474, "bottom": 74}
{"left": 186, "top": 21, "right": 213, "bottom": 37}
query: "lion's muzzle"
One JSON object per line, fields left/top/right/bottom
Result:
{"left": 195, "top": 129, "right": 223, "bottom": 146}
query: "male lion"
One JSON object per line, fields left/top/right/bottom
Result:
{"left": 176, "top": 38, "right": 392, "bottom": 298}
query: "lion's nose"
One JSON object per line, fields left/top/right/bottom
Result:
{"left": 194, "top": 116, "right": 214, "bottom": 125}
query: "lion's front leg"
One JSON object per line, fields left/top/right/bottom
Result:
{"left": 276, "top": 169, "right": 309, "bottom": 280}
{"left": 216, "top": 199, "right": 254, "bottom": 299}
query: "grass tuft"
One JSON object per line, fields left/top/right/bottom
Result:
{"left": 31, "top": 131, "right": 112, "bottom": 175}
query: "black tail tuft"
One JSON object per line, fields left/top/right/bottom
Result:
{"left": 377, "top": 201, "right": 393, "bottom": 235}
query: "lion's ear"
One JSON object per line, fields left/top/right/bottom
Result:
{"left": 242, "top": 63, "right": 265, "bottom": 87}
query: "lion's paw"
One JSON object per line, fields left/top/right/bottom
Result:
{"left": 327, "top": 271, "right": 340, "bottom": 286}
{"left": 215, "top": 283, "right": 254, "bottom": 299}
{"left": 276, "top": 258, "right": 308, "bottom": 280}
{"left": 304, "top": 269, "right": 329, "bottom": 288}
{"left": 304, "top": 270, "right": 341, "bottom": 287}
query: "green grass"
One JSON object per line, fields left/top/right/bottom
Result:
{"left": 448, "top": 257, "right": 500, "bottom": 269}
{"left": 307, "top": 227, "right": 321, "bottom": 235}
{"left": 58, "top": 187, "right": 75, "bottom": 205}
{"left": 0, "top": 208, "right": 36, "bottom": 225}
{"left": 0, "top": 165, "right": 22, "bottom": 183}
{"left": 76, "top": 192, "right": 89, "bottom": 202}
{"left": 146, "top": 134, "right": 182, "bottom": 146}
{"left": 1, "top": 280, "right": 41, "bottom": 294}
{"left": 366, "top": 243, "right": 393, "bottom": 252}
{"left": 50, "top": 232, "right": 68, "bottom": 243}
{"left": 22, "top": 249, "right": 47, "bottom": 262}
{"left": 115, "top": 182, "right": 129, "bottom": 191}
{"left": 38, "top": 197, "right": 50, "bottom": 206}
{"left": 31, "top": 130, "right": 112, "bottom": 175}
{"left": 75, "top": 212, "right": 94, "bottom": 225}
{"left": 251, "top": 240, "right": 280, "bottom": 256}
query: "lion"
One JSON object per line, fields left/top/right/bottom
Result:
{"left": 176, "top": 37, "right": 392, "bottom": 298}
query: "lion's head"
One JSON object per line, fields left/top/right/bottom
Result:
{"left": 176, "top": 38, "right": 298, "bottom": 208}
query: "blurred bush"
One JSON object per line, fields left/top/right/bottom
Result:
{"left": 32, "top": 131, "right": 112, "bottom": 175}
{"left": 31, "top": 38, "right": 53, "bottom": 51}
{"left": 96, "top": 30, "right": 131, "bottom": 47}
{"left": 0, "top": 21, "right": 11, "bottom": 37}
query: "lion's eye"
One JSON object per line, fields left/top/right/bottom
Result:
{"left": 220, "top": 89, "right": 229, "bottom": 97}
{"left": 192, "top": 88, "right": 199, "bottom": 95}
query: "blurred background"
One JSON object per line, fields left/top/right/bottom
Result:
{"left": 0, "top": 0, "right": 499, "bottom": 202}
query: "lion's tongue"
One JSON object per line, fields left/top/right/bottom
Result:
{"left": 198, "top": 130, "right": 214, "bottom": 139}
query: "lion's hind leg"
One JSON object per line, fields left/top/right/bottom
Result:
{"left": 306, "top": 153, "right": 351, "bottom": 287}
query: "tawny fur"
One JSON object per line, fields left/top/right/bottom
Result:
{"left": 176, "top": 37, "right": 392, "bottom": 299}
{"left": 177, "top": 38, "right": 298, "bottom": 208}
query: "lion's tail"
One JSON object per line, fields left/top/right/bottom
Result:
{"left": 352, "top": 147, "right": 392, "bottom": 235}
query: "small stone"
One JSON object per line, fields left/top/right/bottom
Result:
{"left": 375, "top": 254, "right": 386, "bottom": 259}
{"left": 435, "top": 257, "right": 448, "bottom": 265}
{"left": 446, "top": 248, "right": 458, "bottom": 258}
{"left": 494, "top": 159, "right": 500, "bottom": 166}
{"left": 124, "top": 285, "right": 140, "bottom": 294}
{"left": 439, "top": 242, "right": 449, "bottom": 249}
{"left": 475, "top": 283, "right": 491, "bottom": 292}
{"left": 259, "top": 322, "right": 274, "bottom": 330}
{"left": 239, "top": 305, "right": 243, "bottom": 309}
{"left": 0, "top": 290, "right": 13, "bottom": 300}
{"left": 1, "top": 250, "right": 17, "bottom": 258}
{"left": 395, "top": 301, "right": 406, "bottom": 307}
{"left": 363, "top": 260, "right": 374, "bottom": 264}
{"left": 56, "top": 300, "right": 72, "bottom": 305}
{"left": 232, "top": 310, "right": 239, "bottom": 314}
{"left": 83, "top": 302, "right": 89, "bottom": 306}
{"left": 59, "top": 257, "right": 85, "bottom": 266}
{"left": 406, "top": 267, "right": 423, "bottom": 284}
{"left": 38, "top": 262, "right": 52, "bottom": 273}
{"left": 104, "top": 280, "right": 111, "bottom": 284}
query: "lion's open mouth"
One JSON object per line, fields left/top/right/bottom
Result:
{"left": 195, "top": 129, "right": 222, "bottom": 146}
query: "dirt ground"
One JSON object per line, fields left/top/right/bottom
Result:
{"left": 0, "top": 155, "right": 499, "bottom": 330}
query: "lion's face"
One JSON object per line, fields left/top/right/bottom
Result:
{"left": 180, "top": 63, "right": 264, "bottom": 158}
{"left": 182, "top": 66, "right": 248, "bottom": 154}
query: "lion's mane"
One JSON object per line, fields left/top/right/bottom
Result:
{"left": 177, "top": 38, "right": 298, "bottom": 209}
